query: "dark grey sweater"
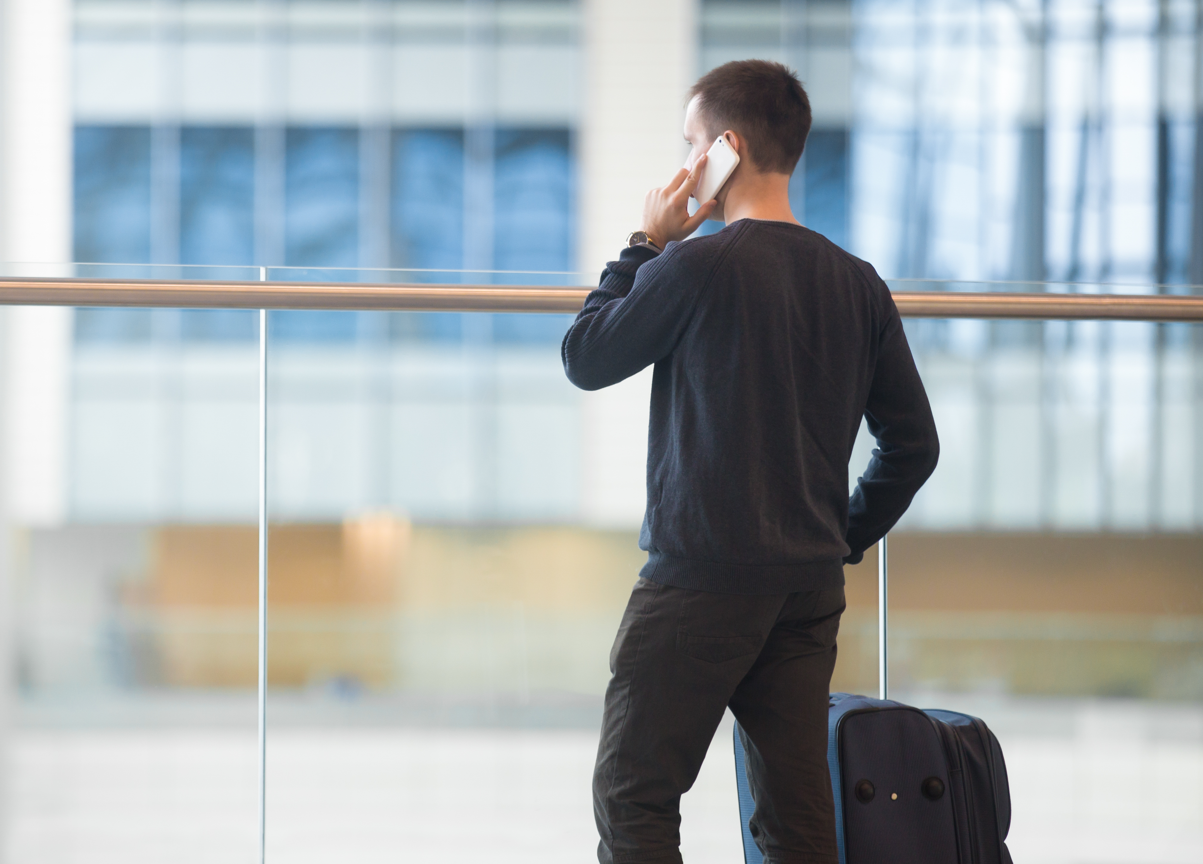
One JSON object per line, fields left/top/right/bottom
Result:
{"left": 562, "top": 219, "right": 939, "bottom": 594}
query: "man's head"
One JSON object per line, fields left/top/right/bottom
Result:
{"left": 683, "top": 60, "right": 812, "bottom": 205}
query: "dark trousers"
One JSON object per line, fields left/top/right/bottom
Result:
{"left": 593, "top": 578, "right": 845, "bottom": 864}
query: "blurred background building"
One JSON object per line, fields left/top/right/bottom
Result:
{"left": 0, "top": 1, "right": 1200, "bottom": 863}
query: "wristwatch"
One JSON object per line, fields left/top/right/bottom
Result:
{"left": 626, "top": 231, "right": 661, "bottom": 251}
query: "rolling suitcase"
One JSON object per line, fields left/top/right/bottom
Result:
{"left": 733, "top": 694, "right": 1013, "bottom": 864}
{"left": 732, "top": 537, "right": 1013, "bottom": 864}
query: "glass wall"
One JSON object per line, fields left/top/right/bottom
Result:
{"left": 244, "top": 293, "right": 1200, "bottom": 863}
{"left": 6, "top": 269, "right": 263, "bottom": 862}
{"left": 15, "top": 283, "right": 1203, "bottom": 862}
{"left": 884, "top": 314, "right": 1203, "bottom": 861}
{"left": 253, "top": 292, "right": 743, "bottom": 863}
{"left": 703, "top": 0, "right": 1203, "bottom": 287}
{"left": 3, "top": 0, "right": 1198, "bottom": 862}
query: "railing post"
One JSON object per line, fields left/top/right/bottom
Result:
{"left": 257, "top": 270, "right": 268, "bottom": 864}
{"left": 878, "top": 534, "right": 888, "bottom": 701}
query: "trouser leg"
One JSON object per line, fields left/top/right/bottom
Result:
{"left": 728, "top": 587, "right": 846, "bottom": 864}
{"left": 592, "top": 579, "right": 784, "bottom": 864}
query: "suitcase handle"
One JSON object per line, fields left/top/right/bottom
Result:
{"left": 878, "top": 535, "right": 888, "bottom": 700}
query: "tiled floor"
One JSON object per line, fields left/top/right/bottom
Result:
{"left": 8, "top": 697, "right": 1203, "bottom": 863}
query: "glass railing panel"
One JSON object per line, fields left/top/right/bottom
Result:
{"left": 885, "top": 278, "right": 1203, "bottom": 296}
{"left": 5, "top": 264, "right": 1199, "bottom": 861}
{"left": 882, "top": 320, "right": 1203, "bottom": 863}
{"left": 4, "top": 265, "right": 262, "bottom": 861}
{"left": 257, "top": 279, "right": 1201, "bottom": 863}
{"left": 258, "top": 260, "right": 743, "bottom": 861}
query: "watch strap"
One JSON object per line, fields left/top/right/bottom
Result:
{"left": 626, "top": 231, "right": 661, "bottom": 251}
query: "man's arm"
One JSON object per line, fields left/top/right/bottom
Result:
{"left": 561, "top": 245, "right": 657, "bottom": 390}
{"left": 844, "top": 294, "right": 940, "bottom": 564}
{"left": 561, "top": 159, "right": 717, "bottom": 391}
{"left": 561, "top": 244, "right": 698, "bottom": 390}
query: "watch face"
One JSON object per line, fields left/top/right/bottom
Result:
{"left": 628, "top": 231, "right": 649, "bottom": 247}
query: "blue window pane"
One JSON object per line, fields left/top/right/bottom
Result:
{"left": 490, "top": 312, "right": 574, "bottom": 344}
{"left": 269, "top": 310, "right": 358, "bottom": 342}
{"left": 285, "top": 127, "right": 359, "bottom": 267}
{"left": 493, "top": 129, "right": 573, "bottom": 344}
{"left": 74, "top": 126, "right": 151, "bottom": 264}
{"left": 390, "top": 129, "right": 466, "bottom": 343}
{"left": 180, "top": 126, "right": 254, "bottom": 266}
{"left": 493, "top": 128, "right": 572, "bottom": 272}
{"left": 389, "top": 312, "right": 464, "bottom": 343}
{"left": 74, "top": 308, "right": 154, "bottom": 343}
{"left": 74, "top": 126, "right": 153, "bottom": 344}
{"left": 795, "top": 127, "right": 849, "bottom": 250}
{"left": 392, "top": 129, "right": 465, "bottom": 271}
{"left": 1165, "top": 119, "right": 1195, "bottom": 285}
{"left": 179, "top": 127, "right": 256, "bottom": 341}
{"left": 280, "top": 127, "right": 360, "bottom": 341}
{"left": 181, "top": 309, "right": 257, "bottom": 341}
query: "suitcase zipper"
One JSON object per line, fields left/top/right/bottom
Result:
{"left": 970, "top": 717, "right": 1008, "bottom": 861}
{"left": 932, "top": 717, "right": 976, "bottom": 864}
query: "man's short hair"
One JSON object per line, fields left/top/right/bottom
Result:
{"left": 687, "top": 60, "right": 812, "bottom": 175}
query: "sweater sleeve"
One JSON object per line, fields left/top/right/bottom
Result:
{"left": 561, "top": 242, "right": 704, "bottom": 391}
{"left": 844, "top": 280, "right": 940, "bottom": 564}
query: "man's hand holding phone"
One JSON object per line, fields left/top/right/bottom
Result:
{"left": 639, "top": 155, "right": 718, "bottom": 251}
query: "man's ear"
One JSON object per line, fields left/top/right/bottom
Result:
{"left": 723, "top": 130, "right": 742, "bottom": 154}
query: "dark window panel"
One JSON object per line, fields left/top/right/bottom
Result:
{"left": 74, "top": 308, "right": 154, "bottom": 344}
{"left": 990, "top": 319, "right": 1042, "bottom": 349}
{"left": 268, "top": 310, "right": 359, "bottom": 342}
{"left": 389, "top": 130, "right": 467, "bottom": 343}
{"left": 389, "top": 312, "right": 464, "bottom": 343}
{"left": 391, "top": 129, "right": 465, "bottom": 271}
{"left": 492, "top": 128, "right": 573, "bottom": 344}
{"left": 284, "top": 126, "right": 359, "bottom": 268}
{"left": 74, "top": 125, "right": 152, "bottom": 265}
{"left": 180, "top": 126, "right": 255, "bottom": 267}
{"left": 179, "top": 127, "right": 257, "bottom": 341}
{"left": 493, "top": 128, "right": 572, "bottom": 273}
{"left": 1166, "top": 119, "right": 1194, "bottom": 286}
{"left": 73, "top": 126, "right": 154, "bottom": 344}
{"left": 181, "top": 309, "right": 257, "bottom": 342}
{"left": 491, "top": 312, "right": 574, "bottom": 345}
{"left": 278, "top": 127, "right": 360, "bottom": 342}
{"left": 795, "top": 127, "right": 849, "bottom": 251}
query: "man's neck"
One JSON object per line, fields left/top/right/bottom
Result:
{"left": 720, "top": 170, "right": 799, "bottom": 227}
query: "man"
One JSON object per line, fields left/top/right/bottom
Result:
{"left": 561, "top": 60, "right": 939, "bottom": 864}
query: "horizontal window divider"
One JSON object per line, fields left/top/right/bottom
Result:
{"left": 1, "top": 278, "right": 1202, "bottom": 321}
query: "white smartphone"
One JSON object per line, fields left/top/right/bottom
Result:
{"left": 692, "top": 133, "right": 740, "bottom": 204}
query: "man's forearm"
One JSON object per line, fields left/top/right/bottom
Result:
{"left": 844, "top": 430, "right": 940, "bottom": 563}
{"left": 561, "top": 245, "right": 660, "bottom": 391}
